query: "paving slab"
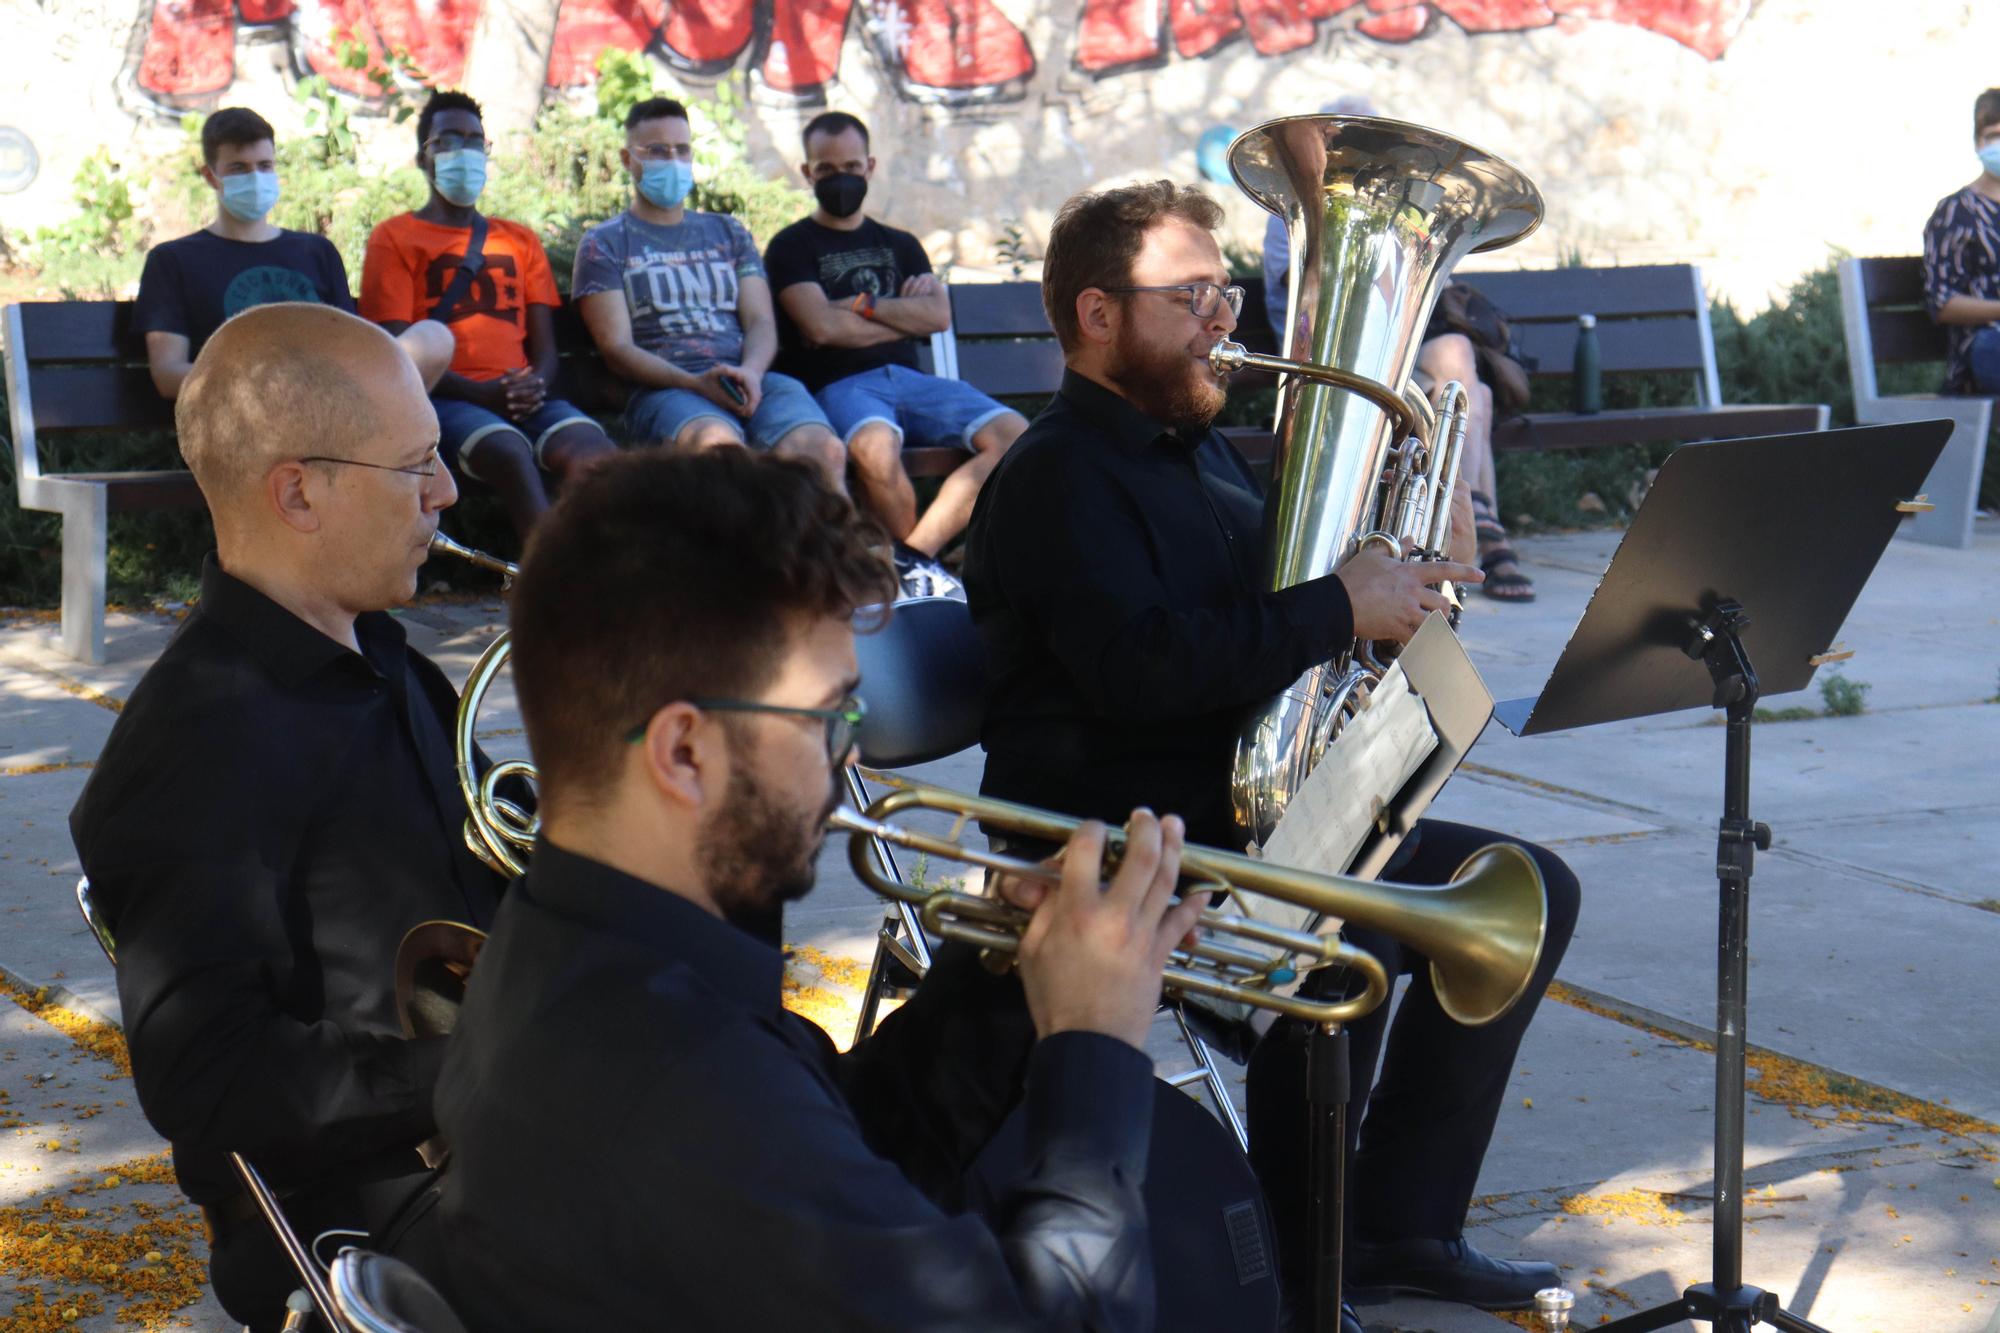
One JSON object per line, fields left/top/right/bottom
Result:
{"left": 0, "top": 766, "right": 108, "bottom": 1020}
{"left": 1772, "top": 805, "right": 2000, "bottom": 908}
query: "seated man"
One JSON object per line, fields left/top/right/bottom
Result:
{"left": 68, "top": 303, "right": 509, "bottom": 1331}
{"left": 361, "top": 89, "right": 615, "bottom": 542}
{"left": 766, "top": 111, "right": 1026, "bottom": 560}
{"left": 572, "top": 97, "right": 846, "bottom": 494}
{"left": 134, "top": 106, "right": 450, "bottom": 399}
{"left": 1923, "top": 86, "right": 2000, "bottom": 394}
{"left": 965, "top": 179, "right": 1580, "bottom": 1320}
{"left": 431, "top": 447, "right": 1207, "bottom": 1329}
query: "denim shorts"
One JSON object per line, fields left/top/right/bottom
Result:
{"left": 1970, "top": 325, "right": 2000, "bottom": 394}
{"left": 625, "top": 371, "right": 830, "bottom": 450}
{"left": 816, "top": 363, "right": 1012, "bottom": 449}
{"left": 433, "top": 395, "right": 598, "bottom": 479}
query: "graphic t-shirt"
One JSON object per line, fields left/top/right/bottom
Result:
{"left": 763, "top": 216, "right": 930, "bottom": 391}
{"left": 359, "top": 213, "right": 558, "bottom": 382}
{"left": 570, "top": 210, "right": 763, "bottom": 374}
{"left": 132, "top": 229, "right": 354, "bottom": 357}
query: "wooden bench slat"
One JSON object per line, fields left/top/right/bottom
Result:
{"left": 1513, "top": 317, "right": 1706, "bottom": 377}
{"left": 15, "top": 301, "right": 146, "bottom": 364}
{"left": 948, "top": 283, "right": 1054, "bottom": 337}
{"left": 1492, "top": 404, "right": 1827, "bottom": 452}
{"left": 26, "top": 366, "right": 176, "bottom": 432}
{"left": 1866, "top": 307, "right": 1948, "bottom": 364}
{"left": 1453, "top": 265, "right": 1702, "bottom": 320}
{"left": 950, "top": 341, "right": 1069, "bottom": 399}
{"left": 1856, "top": 256, "right": 1928, "bottom": 308}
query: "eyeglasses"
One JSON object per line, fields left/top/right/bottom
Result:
{"left": 1100, "top": 282, "right": 1245, "bottom": 320}
{"left": 630, "top": 144, "right": 694, "bottom": 162}
{"left": 297, "top": 445, "right": 442, "bottom": 479}
{"left": 625, "top": 695, "right": 868, "bottom": 761}
{"left": 424, "top": 133, "right": 487, "bottom": 156}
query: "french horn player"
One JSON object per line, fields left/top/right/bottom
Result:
{"left": 960, "top": 124, "right": 1582, "bottom": 1320}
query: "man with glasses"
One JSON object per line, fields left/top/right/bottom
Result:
{"left": 428, "top": 446, "right": 1210, "bottom": 1329}
{"left": 572, "top": 97, "right": 847, "bottom": 495}
{"left": 133, "top": 106, "right": 452, "bottom": 400}
{"left": 362, "top": 89, "right": 616, "bottom": 544}
{"left": 765, "top": 111, "right": 1026, "bottom": 581}
{"left": 69, "top": 303, "right": 510, "bottom": 1330}
{"left": 963, "top": 180, "right": 1579, "bottom": 1325}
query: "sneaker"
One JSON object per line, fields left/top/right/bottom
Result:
{"left": 891, "top": 542, "right": 964, "bottom": 602}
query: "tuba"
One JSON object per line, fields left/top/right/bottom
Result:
{"left": 1209, "top": 115, "right": 1544, "bottom": 847}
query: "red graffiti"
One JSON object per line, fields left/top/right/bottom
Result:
{"left": 128, "top": 0, "right": 1743, "bottom": 111}
{"left": 1076, "top": 0, "right": 1744, "bottom": 69}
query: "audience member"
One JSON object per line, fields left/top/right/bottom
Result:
{"left": 570, "top": 97, "right": 846, "bottom": 494}
{"left": 361, "top": 90, "right": 615, "bottom": 542}
{"left": 134, "top": 107, "right": 450, "bottom": 399}
{"left": 765, "top": 111, "right": 1025, "bottom": 560}
{"left": 69, "top": 304, "right": 507, "bottom": 1331}
{"left": 1923, "top": 87, "right": 2000, "bottom": 394}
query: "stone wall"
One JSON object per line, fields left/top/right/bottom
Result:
{"left": 1, "top": 0, "right": 1995, "bottom": 305}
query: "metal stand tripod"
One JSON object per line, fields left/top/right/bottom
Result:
{"left": 1597, "top": 601, "right": 1830, "bottom": 1333}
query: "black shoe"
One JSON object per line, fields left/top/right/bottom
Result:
{"left": 1345, "top": 1236, "right": 1560, "bottom": 1312}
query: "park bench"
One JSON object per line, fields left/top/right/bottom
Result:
{"left": 934, "top": 265, "right": 1830, "bottom": 466}
{"left": 1837, "top": 256, "right": 1991, "bottom": 549}
{"left": 3, "top": 301, "right": 204, "bottom": 664}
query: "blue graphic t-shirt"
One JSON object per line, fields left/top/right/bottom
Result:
{"left": 132, "top": 228, "right": 354, "bottom": 355}
{"left": 571, "top": 210, "right": 764, "bottom": 374}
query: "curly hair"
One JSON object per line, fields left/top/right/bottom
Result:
{"left": 1041, "top": 180, "right": 1224, "bottom": 354}
{"left": 416, "top": 89, "right": 483, "bottom": 155}
{"left": 509, "top": 449, "right": 896, "bottom": 814}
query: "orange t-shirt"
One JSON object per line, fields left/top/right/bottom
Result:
{"left": 360, "top": 213, "right": 558, "bottom": 382}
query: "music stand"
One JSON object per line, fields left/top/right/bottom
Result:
{"left": 1492, "top": 421, "right": 1950, "bottom": 1333}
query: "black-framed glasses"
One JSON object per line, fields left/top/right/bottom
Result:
{"left": 297, "top": 445, "right": 442, "bottom": 479}
{"left": 424, "top": 133, "right": 488, "bottom": 155}
{"left": 1100, "top": 282, "right": 1245, "bottom": 320}
{"left": 625, "top": 695, "right": 868, "bottom": 761}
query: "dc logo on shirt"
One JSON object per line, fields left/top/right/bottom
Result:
{"left": 423, "top": 253, "right": 521, "bottom": 324}
{"left": 223, "top": 266, "right": 322, "bottom": 320}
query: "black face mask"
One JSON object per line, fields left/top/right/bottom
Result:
{"left": 814, "top": 172, "right": 868, "bottom": 219}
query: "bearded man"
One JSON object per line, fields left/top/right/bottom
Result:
{"left": 961, "top": 180, "right": 1581, "bottom": 1326}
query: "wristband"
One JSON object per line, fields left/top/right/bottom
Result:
{"left": 851, "top": 291, "right": 877, "bottom": 320}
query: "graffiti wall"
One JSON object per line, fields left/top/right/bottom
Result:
{"left": 3, "top": 0, "right": 1998, "bottom": 304}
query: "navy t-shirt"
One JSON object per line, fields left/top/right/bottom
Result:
{"left": 764, "top": 216, "right": 930, "bottom": 391}
{"left": 132, "top": 229, "right": 356, "bottom": 356}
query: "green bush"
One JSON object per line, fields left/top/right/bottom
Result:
{"left": 29, "top": 150, "right": 149, "bottom": 298}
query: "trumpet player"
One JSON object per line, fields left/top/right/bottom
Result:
{"left": 68, "top": 304, "right": 508, "bottom": 1330}
{"left": 428, "top": 447, "right": 1215, "bottom": 1330}
{"left": 961, "top": 181, "right": 1582, "bottom": 1318}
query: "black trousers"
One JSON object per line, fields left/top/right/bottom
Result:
{"left": 1244, "top": 819, "right": 1581, "bottom": 1281}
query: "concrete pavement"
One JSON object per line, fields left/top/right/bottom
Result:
{"left": 0, "top": 518, "right": 1996, "bottom": 1330}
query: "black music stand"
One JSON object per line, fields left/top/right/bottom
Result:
{"left": 1493, "top": 421, "right": 1950, "bottom": 1333}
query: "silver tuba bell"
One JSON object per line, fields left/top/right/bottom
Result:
{"left": 1209, "top": 114, "right": 1544, "bottom": 847}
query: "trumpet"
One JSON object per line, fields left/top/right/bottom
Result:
{"left": 833, "top": 776, "right": 1548, "bottom": 1028}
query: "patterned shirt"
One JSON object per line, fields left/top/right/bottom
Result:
{"left": 1920, "top": 185, "right": 2000, "bottom": 393}
{"left": 570, "top": 210, "right": 763, "bottom": 374}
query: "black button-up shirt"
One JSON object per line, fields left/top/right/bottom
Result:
{"left": 964, "top": 369, "right": 1353, "bottom": 847}
{"left": 436, "top": 841, "right": 1159, "bottom": 1332}
{"left": 69, "top": 557, "right": 505, "bottom": 1204}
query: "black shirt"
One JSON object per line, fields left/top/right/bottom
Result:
{"left": 764, "top": 215, "right": 929, "bottom": 390}
{"left": 435, "top": 841, "right": 1159, "bottom": 1332}
{"left": 963, "top": 370, "right": 1353, "bottom": 848}
{"left": 132, "top": 228, "right": 355, "bottom": 358}
{"left": 68, "top": 557, "right": 505, "bottom": 1204}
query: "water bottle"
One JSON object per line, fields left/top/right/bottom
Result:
{"left": 1572, "top": 313, "right": 1602, "bottom": 414}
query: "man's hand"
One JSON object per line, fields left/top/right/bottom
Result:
{"left": 1337, "top": 543, "right": 1483, "bottom": 643}
{"left": 725, "top": 366, "right": 763, "bottom": 417}
{"left": 900, "top": 273, "right": 944, "bottom": 300}
{"left": 499, "top": 368, "right": 546, "bottom": 422}
{"left": 1013, "top": 811, "right": 1209, "bottom": 1051}
{"left": 690, "top": 366, "right": 755, "bottom": 418}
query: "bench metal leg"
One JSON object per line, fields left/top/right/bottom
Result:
{"left": 49, "top": 480, "right": 109, "bottom": 665}
{"left": 1857, "top": 397, "right": 1991, "bottom": 549}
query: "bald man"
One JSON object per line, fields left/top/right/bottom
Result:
{"left": 70, "top": 303, "right": 508, "bottom": 1330}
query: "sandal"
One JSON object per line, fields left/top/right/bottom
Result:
{"left": 1479, "top": 545, "right": 1536, "bottom": 603}
{"left": 1468, "top": 489, "right": 1508, "bottom": 546}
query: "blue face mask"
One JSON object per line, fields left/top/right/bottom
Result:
{"left": 218, "top": 170, "right": 280, "bottom": 223}
{"left": 432, "top": 149, "right": 488, "bottom": 207}
{"left": 1980, "top": 143, "right": 2000, "bottom": 179}
{"left": 637, "top": 158, "right": 694, "bottom": 210}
